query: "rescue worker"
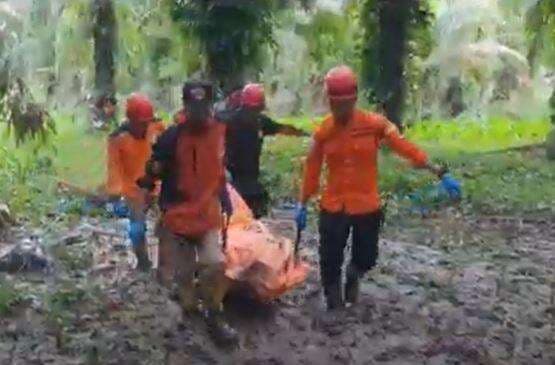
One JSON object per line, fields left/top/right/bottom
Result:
{"left": 138, "top": 81, "right": 238, "bottom": 346}
{"left": 105, "top": 93, "right": 165, "bottom": 271}
{"left": 295, "top": 66, "right": 461, "bottom": 310}
{"left": 222, "top": 83, "right": 306, "bottom": 218}
{"left": 214, "top": 85, "right": 243, "bottom": 116}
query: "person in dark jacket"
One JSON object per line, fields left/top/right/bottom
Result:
{"left": 138, "top": 81, "right": 237, "bottom": 347}
{"left": 221, "top": 83, "right": 306, "bottom": 218}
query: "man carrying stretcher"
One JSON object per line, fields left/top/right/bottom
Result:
{"left": 138, "top": 81, "right": 239, "bottom": 346}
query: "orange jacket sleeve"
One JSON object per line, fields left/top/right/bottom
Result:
{"left": 300, "top": 136, "right": 324, "bottom": 203}
{"left": 380, "top": 118, "right": 428, "bottom": 167}
{"left": 106, "top": 138, "right": 124, "bottom": 196}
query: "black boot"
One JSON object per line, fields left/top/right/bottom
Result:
{"left": 204, "top": 309, "right": 239, "bottom": 347}
{"left": 324, "top": 282, "right": 343, "bottom": 310}
{"left": 345, "top": 264, "right": 362, "bottom": 304}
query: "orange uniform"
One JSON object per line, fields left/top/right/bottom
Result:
{"left": 301, "top": 109, "right": 428, "bottom": 214}
{"left": 161, "top": 120, "right": 227, "bottom": 237}
{"left": 106, "top": 121, "right": 166, "bottom": 202}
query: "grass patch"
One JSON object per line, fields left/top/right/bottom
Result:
{"left": 0, "top": 281, "right": 20, "bottom": 316}
{"left": 405, "top": 118, "right": 550, "bottom": 152}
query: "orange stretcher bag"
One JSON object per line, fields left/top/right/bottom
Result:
{"left": 223, "top": 185, "right": 310, "bottom": 301}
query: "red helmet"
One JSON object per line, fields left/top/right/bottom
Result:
{"left": 325, "top": 65, "right": 358, "bottom": 101}
{"left": 242, "top": 83, "right": 265, "bottom": 108}
{"left": 126, "top": 93, "right": 154, "bottom": 124}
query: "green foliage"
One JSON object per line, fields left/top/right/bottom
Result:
{"left": 261, "top": 135, "right": 309, "bottom": 203}
{"left": 296, "top": 8, "right": 361, "bottom": 73}
{"left": 526, "top": 0, "right": 555, "bottom": 69}
{"left": 358, "top": 0, "right": 435, "bottom": 115}
{"left": 55, "top": 0, "right": 93, "bottom": 74}
{"left": 456, "top": 151, "right": 554, "bottom": 214}
{"left": 115, "top": 0, "right": 199, "bottom": 93}
{"left": 358, "top": 0, "right": 380, "bottom": 96}
{"left": 0, "top": 142, "right": 58, "bottom": 222}
{"left": 45, "top": 283, "right": 88, "bottom": 333}
{"left": 53, "top": 242, "right": 94, "bottom": 272}
{"left": 405, "top": 118, "right": 551, "bottom": 152}
{"left": 51, "top": 114, "right": 109, "bottom": 190}
{"left": 170, "top": 0, "right": 277, "bottom": 89}
{"left": 405, "top": 1, "right": 436, "bottom": 121}
{"left": 0, "top": 2, "right": 57, "bottom": 146}
{"left": 0, "top": 281, "right": 20, "bottom": 316}
{"left": 1, "top": 94, "right": 57, "bottom": 147}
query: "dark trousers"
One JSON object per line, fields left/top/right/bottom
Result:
{"left": 230, "top": 175, "right": 269, "bottom": 219}
{"left": 318, "top": 210, "right": 383, "bottom": 288}
{"left": 242, "top": 193, "right": 268, "bottom": 219}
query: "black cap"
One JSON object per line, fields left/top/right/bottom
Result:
{"left": 182, "top": 81, "right": 214, "bottom": 104}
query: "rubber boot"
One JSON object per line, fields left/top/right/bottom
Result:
{"left": 198, "top": 266, "right": 238, "bottom": 346}
{"left": 345, "top": 264, "right": 362, "bottom": 304}
{"left": 203, "top": 309, "right": 239, "bottom": 347}
{"left": 324, "top": 282, "right": 343, "bottom": 310}
{"left": 134, "top": 244, "right": 151, "bottom": 272}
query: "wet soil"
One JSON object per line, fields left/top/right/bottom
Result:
{"left": 0, "top": 210, "right": 553, "bottom": 365}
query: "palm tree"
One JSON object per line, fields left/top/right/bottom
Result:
{"left": 360, "top": 0, "right": 431, "bottom": 129}
{"left": 92, "top": 0, "right": 117, "bottom": 99}
{"left": 170, "top": 0, "right": 276, "bottom": 93}
{"left": 375, "top": 0, "right": 413, "bottom": 128}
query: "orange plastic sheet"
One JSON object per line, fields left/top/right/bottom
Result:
{"left": 224, "top": 184, "right": 310, "bottom": 301}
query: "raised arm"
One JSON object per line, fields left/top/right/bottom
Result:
{"left": 261, "top": 115, "right": 309, "bottom": 137}
{"left": 382, "top": 120, "right": 427, "bottom": 166}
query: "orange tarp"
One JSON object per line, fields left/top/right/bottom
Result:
{"left": 224, "top": 185, "right": 310, "bottom": 301}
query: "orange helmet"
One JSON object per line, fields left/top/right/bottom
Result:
{"left": 242, "top": 83, "right": 265, "bottom": 108}
{"left": 126, "top": 93, "right": 154, "bottom": 124}
{"left": 325, "top": 65, "right": 358, "bottom": 101}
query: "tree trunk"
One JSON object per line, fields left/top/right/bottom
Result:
{"left": 444, "top": 77, "right": 465, "bottom": 117}
{"left": 92, "top": 0, "right": 117, "bottom": 98}
{"left": 376, "top": 0, "right": 413, "bottom": 130}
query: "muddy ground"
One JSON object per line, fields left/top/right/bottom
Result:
{"left": 0, "top": 208, "right": 553, "bottom": 365}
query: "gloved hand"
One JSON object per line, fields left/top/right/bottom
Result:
{"left": 295, "top": 203, "right": 307, "bottom": 231}
{"left": 220, "top": 185, "right": 233, "bottom": 217}
{"left": 108, "top": 198, "right": 130, "bottom": 218}
{"left": 440, "top": 174, "right": 462, "bottom": 200}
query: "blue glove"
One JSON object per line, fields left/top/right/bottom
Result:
{"left": 108, "top": 198, "right": 130, "bottom": 218}
{"left": 440, "top": 174, "right": 462, "bottom": 200}
{"left": 295, "top": 203, "right": 307, "bottom": 231}
{"left": 128, "top": 219, "right": 146, "bottom": 247}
